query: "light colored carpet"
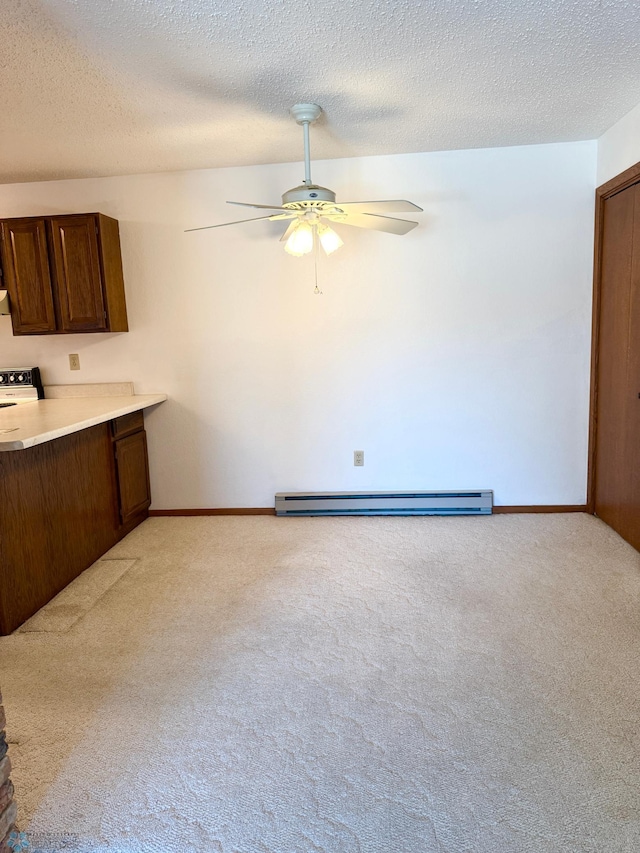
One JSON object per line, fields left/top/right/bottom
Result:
{"left": 1, "top": 514, "right": 640, "bottom": 852}
{"left": 17, "top": 560, "right": 137, "bottom": 634}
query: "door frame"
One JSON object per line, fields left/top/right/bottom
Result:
{"left": 587, "top": 159, "right": 640, "bottom": 513}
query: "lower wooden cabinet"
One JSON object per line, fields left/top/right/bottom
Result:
{"left": 0, "top": 414, "right": 152, "bottom": 635}
{"left": 114, "top": 428, "right": 151, "bottom": 525}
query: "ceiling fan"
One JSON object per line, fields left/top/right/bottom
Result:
{"left": 186, "top": 103, "right": 423, "bottom": 257}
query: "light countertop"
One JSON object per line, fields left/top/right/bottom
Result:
{"left": 0, "top": 394, "right": 167, "bottom": 451}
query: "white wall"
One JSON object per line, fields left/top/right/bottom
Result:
{"left": 597, "top": 100, "right": 640, "bottom": 185}
{"left": 0, "top": 141, "right": 596, "bottom": 508}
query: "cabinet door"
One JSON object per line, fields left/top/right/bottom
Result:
{"left": 114, "top": 430, "right": 151, "bottom": 524}
{"left": 0, "top": 219, "right": 57, "bottom": 334}
{"left": 49, "top": 215, "right": 107, "bottom": 332}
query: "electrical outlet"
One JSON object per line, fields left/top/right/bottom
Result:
{"left": 354, "top": 450, "right": 364, "bottom": 467}
{"left": 69, "top": 354, "right": 80, "bottom": 371}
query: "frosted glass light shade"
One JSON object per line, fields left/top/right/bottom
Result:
{"left": 318, "top": 223, "right": 343, "bottom": 255}
{"left": 284, "top": 221, "right": 314, "bottom": 256}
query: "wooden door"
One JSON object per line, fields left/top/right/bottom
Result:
{"left": 593, "top": 179, "right": 640, "bottom": 549}
{"left": 49, "top": 215, "right": 107, "bottom": 332}
{"left": 0, "top": 218, "right": 57, "bottom": 334}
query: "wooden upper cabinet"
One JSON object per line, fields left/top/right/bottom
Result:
{"left": 0, "top": 218, "right": 57, "bottom": 333}
{"left": 49, "top": 215, "right": 106, "bottom": 332}
{"left": 0, "top": 213, "right": 129, "bottom": 335}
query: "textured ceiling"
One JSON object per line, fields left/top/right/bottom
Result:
{"left": 1, "top": 0, "right": 639, "bottom": 183}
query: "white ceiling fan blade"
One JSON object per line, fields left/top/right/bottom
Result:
{"left": 334, "top": 200, "right": 423, "bottom": 215}
{"left": 322, "top": 213, "right": 418, "bottom": 235}
{"left": 227, "top": 201, "right": 292, "bottom": 212}
{"left": 185, "top": 213, "right": 295, "bottom": 232}
{"left": 280, "top": 220, "right": 301, "bottom": 242}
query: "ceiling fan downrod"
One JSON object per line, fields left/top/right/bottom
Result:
{"left": 282, "top": 104, "right": 336, "bottom": 205}
{"left": 290, "top": 103, "right": 322, "bottom": 187}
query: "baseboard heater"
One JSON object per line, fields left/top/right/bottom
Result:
{"left": 275, "top": 490, "right": 493, "bottom": 517}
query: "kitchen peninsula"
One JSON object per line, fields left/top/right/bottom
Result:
{"left": 0, "top": 386, "right": 166, "bottom": 634}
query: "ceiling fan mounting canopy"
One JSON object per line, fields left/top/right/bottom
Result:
{"left": 185, "top": 102, "right": 423, "bottom": 256}
{"left": 289, "top": 103, "right": 323, "bottom": 125}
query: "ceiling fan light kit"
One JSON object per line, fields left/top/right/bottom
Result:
{"left": 284, "top": 220, "right": 314, "bottom": 257}
{"left": 317, "top": 222, "right": 344, "bottom": 255}
{"left": 186, "top": 103, "right": 423, "bottom": 259}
